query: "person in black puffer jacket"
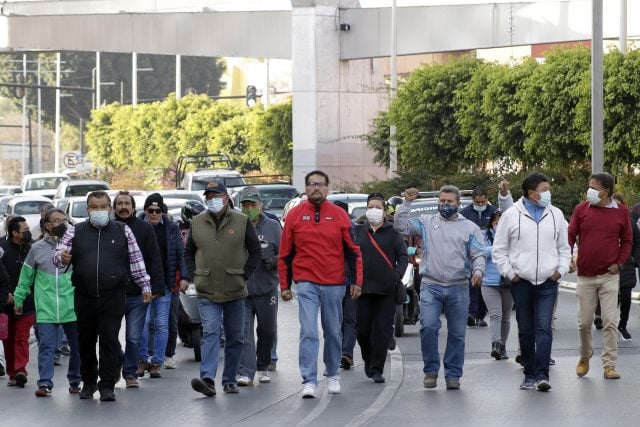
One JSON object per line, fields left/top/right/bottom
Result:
{"left": 353, "top": 193, "right": 408, "bottom": 384}
{"left": 614, "top": 193, "right": 640, "bottom": 341}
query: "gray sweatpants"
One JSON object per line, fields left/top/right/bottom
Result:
{"left": 481, "top": 286, "right": 513, "bottom": 345}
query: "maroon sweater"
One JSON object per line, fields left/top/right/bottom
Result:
{"left": 568, "top": 201, "right": 632, "bottom": 277}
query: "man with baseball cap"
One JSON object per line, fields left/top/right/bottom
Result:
{"left": 236, "top": 187, "right": 282, "bottom": 386}
{"left": 185, "top": 181, "right": 262, "bottom": 396}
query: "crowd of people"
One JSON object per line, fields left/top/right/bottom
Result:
{"left": 0, "top": 169, "right": 636, "bottom": 401}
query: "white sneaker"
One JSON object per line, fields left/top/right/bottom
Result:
{"left": 163, "top": 356, "right": 176, "bottom": 369}
{"left": 301, "top": 382, "right": 317, "bottom": 398}
{"left": 237, "top": 375, "right": 253, "bottom": 386}
{"left": 327, "top": 375, "right": 341, "bottom": 394}
{"left": 258, "top": 371, "right": 271, "bottom": 383}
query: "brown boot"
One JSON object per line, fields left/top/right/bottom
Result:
{"left": 149, "top": 362, "right": 162, "bottom": 378}
{"left": 136, "top": 360, "right": 148, "bottom": 378}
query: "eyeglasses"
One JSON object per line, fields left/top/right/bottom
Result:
{"left": 306, "top": 182, "right": 328, "bottom": 189}
{"left": 146, "top": 208, "right": 162, "bottom": 214}
{"left": 48, "top": 218, "right": 69, "bottom": 226}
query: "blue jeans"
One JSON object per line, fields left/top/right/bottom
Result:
{"left": 419, "top": 283, "right": 469, "bottom": 380}
{"left": 297, "top": 282, "right": 344, "bottom": 386}
{"left": 511, "top": 279, "right": 558, "bottom": 382}
{"left": 122, "top": 294, "right": 148, "bottom": 379}
{"left": 139, "top": 292, "right": 171, "bottom": 364}
{"left": 37, "top": 322, "right": 81, "bottom": 388}
{"left": 198, "top": 297, "right": 245, "bottom": 385}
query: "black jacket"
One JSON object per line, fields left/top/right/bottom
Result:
{"left": 0, "top": 237, "right": 35, "bottom": 316}
{"left": 620, "top": 218, "right": 640, "bottom": 289}
{"left": 459, "top": 204, "right": 498, "bottom": 229}
{"left": 0, "top": 258, "right": 9, "bottom": 313}
{"left": 354, "top": 220, "right": 408, "bottom": 295}
{"left": 116, "top": 215, "right": 165, "bottom": 295}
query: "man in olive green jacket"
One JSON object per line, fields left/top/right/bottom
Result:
{"left": 184, "top": 181, "right": 262, "bottom": 397}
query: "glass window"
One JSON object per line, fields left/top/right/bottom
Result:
{"left": 14, "top": 201, "right": 52, "bottom": 215}
{"left": 71, "top": 202, "right": 89, "bottom": 218}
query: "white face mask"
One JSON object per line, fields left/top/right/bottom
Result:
{"left": 206, "top": 198, "right": 225, "bottom": 214}
{"left": 89, "top": 210, "right": 110, "bottom": 227}
{"left": 586, "top": 188, "right": 602, "bottom": 205}
{"left": 366, "top": 208, "right": 384, "bottom": 225}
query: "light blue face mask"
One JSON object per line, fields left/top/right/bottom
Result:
{"left": 473, "top": 204, "right": 487, "bottom": 213}
{"left": 206, "top": 198, "right": 225, "bottom": 214}
{"left": 537, "top": 191, "right": 552, "bottom": 207}
{"left": 89, "top": 210, "right": 110, "bottom": 227}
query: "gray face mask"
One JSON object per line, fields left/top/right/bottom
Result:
{"left": 89, "top": 210, "right": 110, "bottom": 227}
{"left": 206, "top": 198, "right": 225, "bottom": 214}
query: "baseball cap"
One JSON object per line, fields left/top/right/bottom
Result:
{"left": 240, "top": 187, "right": 261, "bottom": 203}
{"left": 203, "top": 181, "right": 227, "bottom": 195}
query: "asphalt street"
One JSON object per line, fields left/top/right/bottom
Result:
{"left": 1, "top": 285, "right": 639, "bottom": 427}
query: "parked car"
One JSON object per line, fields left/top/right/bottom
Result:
{"left": 175, "top": 153, "right": 245, "bottom": 191}
{"left": 0, "top": 195, "right": 18, "bottom": 233}
{"left": 63, "top": 196, "right": 89, "bottom": 225}
{"left": 0, "top": 195, "right": 54, "bottom": 239}
{"left": 327, "top": 193, "right": 369, "bottom": 217}
{"left": 20, "top": 173, "right": 70, "bottom": 199}
{"left": 156, "top": 190, "right": 204, "bottom": 204}
{"left": 54, "top": 179, "right": 111, "bottom": 211}
{"left": 0, "top": 185, "right": 21, "bottom": 195}
{"left": 229, "top": 184, "right": 299, "bottom": 220}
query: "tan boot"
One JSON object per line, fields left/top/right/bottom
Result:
{"left": 604, "top": 367, "right": 621, "bottom": 379}
{"left": 576, "top": 353, "right": 591, "bottom": 377}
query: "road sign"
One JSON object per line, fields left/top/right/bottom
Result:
{"left": 62, "top": 151, "right": 83, "bottom": 168}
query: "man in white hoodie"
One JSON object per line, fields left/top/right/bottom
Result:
{"left": 492, "top": 172, "right": 571, "bottom": 392}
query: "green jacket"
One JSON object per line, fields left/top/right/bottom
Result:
{"left": 185, "top": 207, "right": 262, "bottom": 303}
{"left": 13, "top": 235, "right": 76, "bottom": 324}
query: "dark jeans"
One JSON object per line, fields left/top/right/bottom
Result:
{"left": 619, "top": 287, "right": 633, "bottom": 328}
{"left": 166, "top": 292, "right": 180, "bottom": 357}
{"left": 511, "top": 279, "right": 558, "bottom": 382}
{"left": 75, "top": 291, "right": 126, "bottom": 392}
{"left": 238, "top": 291, "right": 278, "bottom": 379}
{"left": 341, "top": 287, "right": 358, "bottom": 358}
{"left": 356, "top": 293, "right": 395, "bottom": 376}
{"left": 468, "top": 285, "right": 487, "bottom": 319}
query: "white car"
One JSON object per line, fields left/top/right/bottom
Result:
{"left": 64, "top": 196, "right": 89, "bottom": 225}
{"left": 0, "top": 195, "right": 54, "bottom": 240}
{"left": 21, "top": 173, "right": 70, "bottom": 199}
{"left": 156, "top": 190, "right": 204, "bottom": 204}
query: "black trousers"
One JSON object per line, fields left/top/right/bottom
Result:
{"left": 619, "top": 287, "right": 633, "bottom": 328}
{"left": 239, "top": 291, "right": 278, "bottom": 376}
{"left": 75, "top": 291, "right": 126, "bottom": 391}
{"left": 356, "top": 293, "right": 395, "bottom": 376}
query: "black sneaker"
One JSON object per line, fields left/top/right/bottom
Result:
{"left": 371, "top": 373, "right": 385, "bottom": 384}
{"left": 15, "top": 372, "right": 27, "bottom": 387}
{"left": 191, "top": 378, "right": 216, "bottom": 397}
{"left": 500, "top": 344, "right": 509, "bottom": 360}
{"left": 491, "top": 342, "right": 502, "bottom": 360}
{"left": 467, "top": 315, "right": 476, "bottom": 327}
{"left": 35, "top": 385, "right": 52, "bottom": 397}
{"left": 99, "top": 389, "right": 116, "bottom": 402}
{"left": 69, "top": 383, "right": 81, "bottom": 394}
{"left": 387, "top": 335, "right": 396, "bottom": 351}
{"left": 475, "top": 318, "right": 488, "bottom": 327}
{"left": 594, "top": 316, "right": 603, "bottom": 330}
{"left": 79, "top": 383, "right": 98, "bottom": 400}
{"left": 223, "top": 383, "right": 239, "bottom": 394}
{"left": 340, "top": 355, "right": 353, "bottom": 370}
{"left": 0, "top": 362, "right": 5, "bottom": 377}
{"left": 619, "top": 326, "right": 632, "bottom": 341}
{"left": 549, "top": 357, "right": 556, "bottom": 366}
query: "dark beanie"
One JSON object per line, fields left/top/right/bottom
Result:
{"left": 367, "top": 192, "right": 385, "bottom": 204}
{"left": 144, "top": 193, "right": 164, "bottom": 210}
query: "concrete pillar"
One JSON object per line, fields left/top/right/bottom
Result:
{"left": 291, "top": 0, "right": 387, "bottom": 191}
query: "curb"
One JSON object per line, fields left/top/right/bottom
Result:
{"left": 559, "top": 280, "right": 640, "bottom": 300}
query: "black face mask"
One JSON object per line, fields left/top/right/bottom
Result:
{"left": 21, "top": 231, "right": 32, "bottom": 244}
{"left": 51, "top": 223, "right": 67, "bottom": 238}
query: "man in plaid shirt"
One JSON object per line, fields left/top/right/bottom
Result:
{"left": 54, "top": 191, "right": 151, "bottom": 402}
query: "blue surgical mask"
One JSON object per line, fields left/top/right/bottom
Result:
{"left": 206, "top": 198, "right": 225, "bottom": 214}
{"left": 537, "top": 191, "right": 552, "bottom": 207}
{"left": 473, "top": 204, "right": 487, "bottom": 213}
{"left": 438, "top": 203, "right": 458, "bottom": 220}
{"left": 89, "top": 210, "right": 110, "bottom": 227}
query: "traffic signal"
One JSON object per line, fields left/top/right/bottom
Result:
{"left": 246, "top": 85, "right": 257, "bottom": 106}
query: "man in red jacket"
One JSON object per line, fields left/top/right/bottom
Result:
{"left": 568, "top": 172, "right": 632, "bottom": 380}
{"left": 279, "top": 170, "right": 363, "bottom": 399}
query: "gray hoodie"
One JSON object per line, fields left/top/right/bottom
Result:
{"left": 394, "top": 201, "right": 486, "bottom": 287}
{"left": 247, "top": 214, "right": 282, "bottom": 296}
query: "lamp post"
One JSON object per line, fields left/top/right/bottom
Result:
{"left": 388, "top": 0, "right": 398, "bottom": 179}
{"left": 591, "top": 0, "right": 603, "bottom": 173}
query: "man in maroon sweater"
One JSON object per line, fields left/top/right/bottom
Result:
{"left": 568, "top": 172, "right": 632, "bottom": 380}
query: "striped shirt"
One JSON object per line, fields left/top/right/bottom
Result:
{"left": 53, "top": 222, "right": 151, "bottom": 294}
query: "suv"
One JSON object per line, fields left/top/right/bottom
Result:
{"left": 230, "top": 184, "right": 299, "bottom": 220}
{"left": 54, "top": 179, "right": 111, "bottom": 210}
{"left": 21, "top": 173, "right": 70, "bottom": 199}
{"left": 175, "top": 153, "right": 245, "bottom": 192}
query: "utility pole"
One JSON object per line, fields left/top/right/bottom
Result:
{"left": 96, "top": 51, "right": 101, "bottom": 109}
{"left": 176, "top": 54, "right": 182, "bottom": 100}
{"left": 591, "top": 0, "right": 604, "bottom": 173}
{"left": 132, "top": 52, "right": 138, "bottom": 106}
{"left": 388, "top": 0, "right": 398, "bottom": 179}
{"left": 21, "top": 54, "right": 27, "bottom": 177}
{"left": 620, "top": 0, "right": 627, "bottom": 54}
{"left": 55, "top": 52, "right": 61, "bottom": 173}
{"left": 37, "top": 58, "right": 42, "bottom": 172}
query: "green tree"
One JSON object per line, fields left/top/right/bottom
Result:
{"left": 249, "top": 100, "right": 293, "bottom": 174}
{"left": 389, "top": 57, "right": 481, "bottom": 173}
{"left": 363, "top": 111, "right": 391, "bottom": 169}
